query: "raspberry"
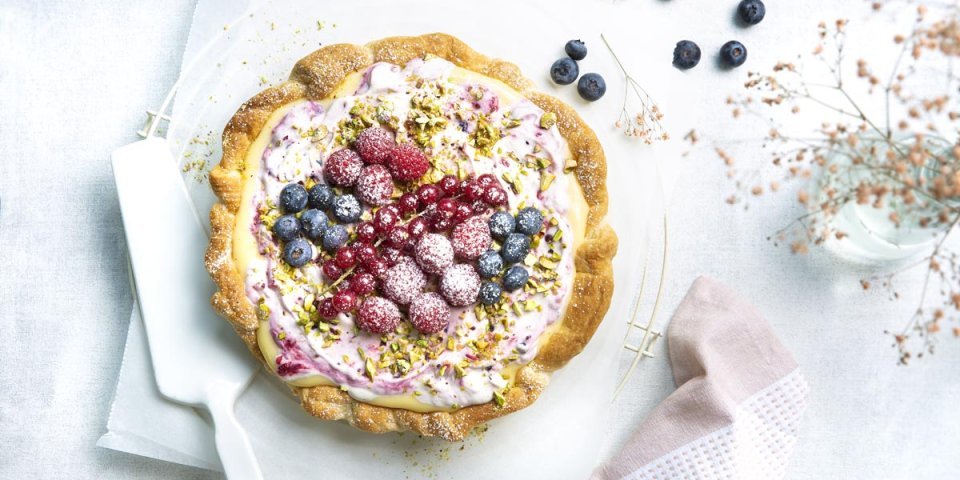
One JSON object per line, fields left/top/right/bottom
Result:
{"left": 355, "top": 165, "right": 394, "bottom": 206}
{"left": 351, "top": 272, "right": 377, "bottom": 295}
{"left": 332, "top": 289, "right": 357, "bottom": 312}
{"left": 483, "top": 185, "right": 508, "bottom": 206}
{"left": 355, "top": 222, "right": 377, "bottom": 242}
{"left": 317, "top": 297, "right": 338, "bottom": 319}
{"left": 373, "top": 206, "right": 400, "bottom": 233}
{"left": 324, "top": 149, "right": 363, "bottom": 187}
{"left": 355, "top": 127, "right": 395, "bottom": 165}
{"left": 438, "top": 175, "right": 460, "bottom": 196}
{"left": 322, "top": 260, "right": 343, "bottom": 280}
{"left": 415, "top": 233, "right": 454, "bottom": 275}
{"left": 451, "top": 216, "right": 491, "bottom": 260}
{"left": 356, "top": 296, "right": 401, "bottom": 334}
{"left": 407, "top": 216, "right": 429, "bottom": 239}
{"left": 387, "top": 226, "right": 413, "bottom": 250}
{"left": 382, "top": 262, "right": 426, "bottom": 305}
{"left": 416, "top": 183, "right": 443, "bottom": 206}
{"left": 409, "top": 292, "right": 451, "bottom": 334}
{"left": 387, "top": 143, "right": 430, "bottom": 181}
{"left": 397, "top": 192, "right": 419, "bottom": 216}
{"left": 439, "top": 264, "right": 481, "bottom": 307}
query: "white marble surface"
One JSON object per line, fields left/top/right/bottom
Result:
{"left": 1, "top": 0, "right": 959, "bottom": 479}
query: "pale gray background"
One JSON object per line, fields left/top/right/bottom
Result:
{"left": 2, "top": 0, "right": 958, "bottom": 479}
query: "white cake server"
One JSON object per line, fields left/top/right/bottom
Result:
{"left": 112, "top": 137, "right": 263, "bottom": 480}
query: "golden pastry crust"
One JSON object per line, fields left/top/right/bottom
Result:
{"left": 205, "top": 33, "right": 617, "bottom": 441}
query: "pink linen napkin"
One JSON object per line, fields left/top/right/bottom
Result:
{"left": 593, "top": 276, "right": 809, "bottom": 480}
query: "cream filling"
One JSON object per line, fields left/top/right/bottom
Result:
{"left": 233, "top": 60, "right": 590, "bottom": 411}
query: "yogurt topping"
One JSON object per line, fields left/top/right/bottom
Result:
{"left": 241, "top": 58, "right": 581, "bottom": 410}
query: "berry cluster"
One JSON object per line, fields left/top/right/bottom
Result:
{"left": 474, "top": 207, "right": 544, "bottom": 306}
{"left": 272, "top": 182, "right": 352, "bottom": 267}
{"left": 673, "top": 0, "right": 764, "bottom": 71}
{"left": 550, "top": 39, "right": 606, "bottom": 102}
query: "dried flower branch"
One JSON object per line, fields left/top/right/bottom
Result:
{"left": 718, "top": 1, "right": 960, "bottom": 363}
{"left": 601, "top": 34, "right": 668, "bottom": 143}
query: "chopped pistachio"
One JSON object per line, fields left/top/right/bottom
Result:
{"left": 539, "top": 112, "right": 557, "bottom": 129}
{"left": 540, "top": 172, "right": 556, "bottom": 192}
{"left": 493, "top": 391, "right": 506, "bottom": 407}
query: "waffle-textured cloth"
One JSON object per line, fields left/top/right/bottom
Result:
{"left": 592, "top": 276, "right": 809, "bottom": 480}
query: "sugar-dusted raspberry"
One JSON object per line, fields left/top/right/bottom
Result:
{"left": 451, "top": 216, "right": 492, "bottom": 260}
{"left": 356, "top": 296, "right": 401, "bottom": 334}
{"left": 439, "top": 264, "right": 481, "bottom": 307}
{"left": 409, "top": 292, "right": 451, "bottom": 334}
{"left": 332, "top": 289, "right": 357, "bottom": 312}
{"left": 415, "top": 233, "right": 454, "bottom": 275}
{"left": 482, "top": 185, "right": 508, "bottom": 206}
{"left": 382, "top": 262, "right": 427, "bottom": 305}
{"left": 324, "top": 149, "right": 363, "bottom": 187}
{"left": 387, "top": 143, "right": 430, "bottom": 181}
{"left": 356, "top": 165, "right": 394, "bottom": 206}
{"left": 438, "top": 175, "right": 460, "bottom": 196}
{"left": 407, "top": 216, "right": 429, "bottom": 239}
{"left": 355, "top": 127, "right": 395, "bottom": 165}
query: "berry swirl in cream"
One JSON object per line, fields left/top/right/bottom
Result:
{"left": 232, "top": 57, "right": 588, "bottom": 411}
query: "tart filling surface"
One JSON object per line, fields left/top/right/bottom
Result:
{"left": 235, "top": 58, "right": 588, "bottom": 411}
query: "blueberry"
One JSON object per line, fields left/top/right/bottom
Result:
{"left": 577, "top": 73, "right": 606, "bottom": 102}
{"left": 489, "top": 211, "right": 516, "bottom": 240}
{"left": 478, "top": 281, "right": 503, "bottom": 306}
{"left": 273, "top": 214, "right": 301, "bottom": 242}
{"left": 565, "top": 39, "right": 587, "bottom": 61}
{"left": 515, "top": 207, "right": 544, "bottom": 236}
{"left": 720, "top": 41, "right": 748, "bottom": 68}
{"left": 300, "top": 209, "right": 328, "bottom": 241}
{"left": 308, "top": 184, "right": 334, "bottom": 211}
{"left": 502, "top": 266, "right": 529, "bottom": 292}
{"left": 283, "top": 238, "right": 313, "bottom": 267}
{"left": 332, "top": 194, "right": 362, "bottom": 224}
{"left": 673, "top": 40, "right": 701, "bottom": 70}
{"left": 477, "top": 250, "right": 504, "bottom": 279}
{"left": 550, "top": 57, "right": 579, "bottom": 85}
{"left": 738, "top": 0, "right": 765, "bottom": 25}
{"left": 322, "top": 224, "right": 348, "bottom": 251}
{"left": 501, "top": 233, "right": 531, "bottom": 264}
{"left": 279, "top": 183, "right": 308, "bottom": 213}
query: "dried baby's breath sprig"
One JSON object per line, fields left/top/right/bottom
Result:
{"left": 718, "top": 2, "right": 960, "bottom": 363}
{"left": 601, "top": 34, "right": 668, "bottom": 143}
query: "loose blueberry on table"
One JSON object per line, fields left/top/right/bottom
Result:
{"left": 673, "top": 40, "right": 702, "bottom": 70}
{"left": 550, "top": 57, "right": 580, "bottom": 85}
{"left": 565, "top": 39, "right": 588, "bottom": 60}
{"left": 720, "top": 40, "right": 748, "bottom": 68}
{"left": 738, "top": 0, "right": 766, "bottom": 25}
{"left": 577, "top": 73, "right": 606, "bottom": 102}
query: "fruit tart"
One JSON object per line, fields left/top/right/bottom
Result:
{"left": 205, "top": 33, "right": 617, "bottom": 441}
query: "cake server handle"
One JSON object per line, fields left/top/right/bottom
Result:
{"left": 208, "top": 389, "right": 263, "bottom": 480}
